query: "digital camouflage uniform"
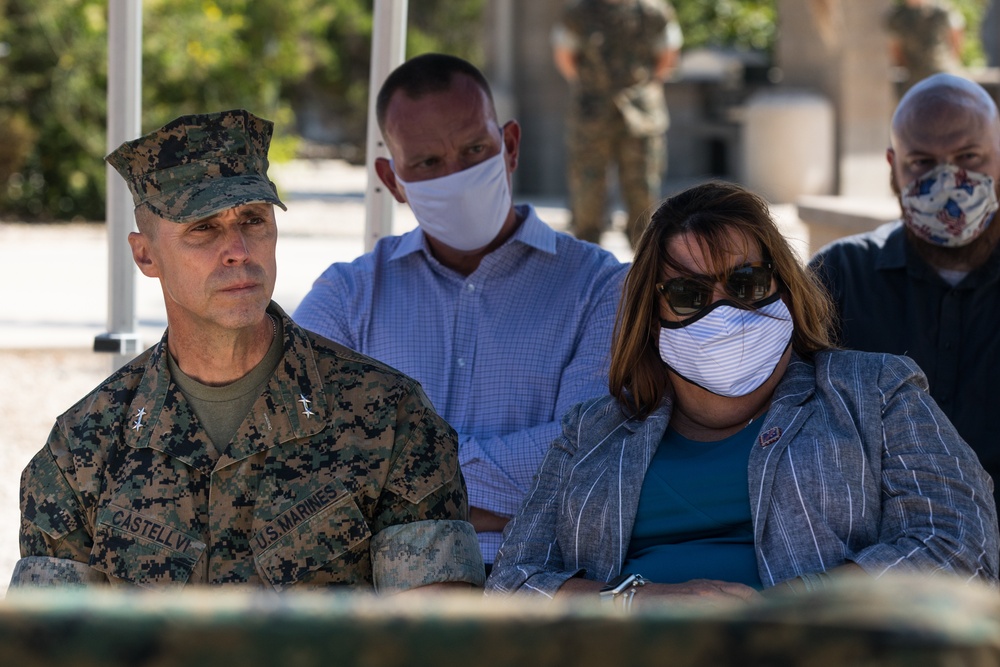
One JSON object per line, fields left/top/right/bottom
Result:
{"left": 884, "top": 2, "right": 963, "bottom": 92}
{"left": 12, "top": 306, "right": 483, "bottom": 591}
{"left": 10, "top": 109, "right": 484, "bottom": 592}
{"left": 560, "top": 0, "right": 677, "bottom": 246}
{"left": 105, "top": 109, "right": 289, "bottom": 222}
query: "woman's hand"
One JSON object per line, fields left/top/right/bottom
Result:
{"left": 631, "top": 579, "right": 761, "bottom": 611}
{"left": 557, "top": 576, "right": 761, "bottom": 610}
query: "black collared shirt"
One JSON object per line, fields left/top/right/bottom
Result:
{"left": 811, "top": 222, "right": 1000, "bottom": 501}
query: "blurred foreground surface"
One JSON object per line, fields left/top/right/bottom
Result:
{"left": 0, "top": 574, "right": 997, "bottom": 666}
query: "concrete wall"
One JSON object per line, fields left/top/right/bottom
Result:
{"left": 494, "top": 0, "right": 567, "bottom": 197}
{"left": 983, "top": 0, "right": 1000, "bottom": 67}
{"left": 775, "top": 0, "right": 894, "bottom": 198}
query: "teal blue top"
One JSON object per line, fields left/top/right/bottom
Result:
{"left": 621, "top": 417, "right": 765, "bottom": 589}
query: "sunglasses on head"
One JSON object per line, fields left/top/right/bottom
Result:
{"left": 655, "top": 262, "right": 776, "bottom": 316}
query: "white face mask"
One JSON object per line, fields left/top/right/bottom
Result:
{"left": 658, "top": 295, "right": 794, "bottom": 398}
{"left": 394, "top": 148, "right": 512, "bottom": 252}
{"left": 900, "top": 163, "right": 999, "bottom": 248}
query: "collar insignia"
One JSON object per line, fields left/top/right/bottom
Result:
{"left": 298, "top": 394, "right": 315, "bottom": 419}
{"left": 131, "top": 407, "right": 147, "bottom": 432}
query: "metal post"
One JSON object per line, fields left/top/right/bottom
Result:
{"left": 363, "top": 0, "right": 408, "bottom": 252}
{"left": 486, "top": 0, "right": 516, "bottom": 119}
{"left": 95, "top": 0, "right": 142, "bottom": 370}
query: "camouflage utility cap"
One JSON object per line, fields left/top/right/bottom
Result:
{"left": 106, "top": 109, "right": 287, "bottom": 223}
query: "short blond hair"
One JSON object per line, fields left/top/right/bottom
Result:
{"left": 133, "top": 203, "right": 159, "bottom": 238}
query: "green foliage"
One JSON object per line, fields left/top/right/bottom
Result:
{"left": 0, "top": 0, "right": 484, "bottom": 221}
{"left": 674, "top": 0, "right": 990, "bottom": 66}
{"left": 0, "top": 0, "right": 108, "bottom": 219}
{"left": 950, "top": 0, "right": 991, "bottom": 66}
{"left": 297, "top": 0, "right": 486, "bottom": 159}
{"left": 673, "top": 0, "right": 777, "bottom": 53}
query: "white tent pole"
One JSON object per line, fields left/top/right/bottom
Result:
{"left": 363, "top": 0, "right": 407, "bottom": 252}
{"left": 96, "top": 0, "right": 142, "bottom": 370}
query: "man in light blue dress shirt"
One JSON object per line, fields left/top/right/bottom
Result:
{"left": 294, "top": 54, "right": 627, "bottom": 566}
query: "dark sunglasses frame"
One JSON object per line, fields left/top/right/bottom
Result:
{"left": 655, "top": 261, "right": 776, "bottom": 316}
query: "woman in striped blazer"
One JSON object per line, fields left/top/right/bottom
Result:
{"left": 486, "top": 181, "right": 998, "bottom": 609}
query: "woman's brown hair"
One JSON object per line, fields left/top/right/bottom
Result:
{"left": 609, "top": 181, "right": 836, "bottom": 419}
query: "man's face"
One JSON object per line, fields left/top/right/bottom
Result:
{"left": 379, "top": 74, "right": 517, "bottom": 192}
{"left": 129, "top": 202, "right": 277, "bottom": 334}
{"left": 888, "top": 99, "right": 1000, "bottom": 195}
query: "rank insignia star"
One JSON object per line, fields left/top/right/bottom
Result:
{"left": 298, "top": 394, "right": 315, "bottom": 419}
{"left": 132, "top": 407, "right": 147, "bottom": 432}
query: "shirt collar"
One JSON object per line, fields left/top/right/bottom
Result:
{"left": 123, "top": 302, "right": 328, "bottom": 473}
{"left": 771, "top": 351, "right": 817, "bottom": 407}
{"left": 876, "top": 220, "right": 1000, "bottom": 287}
{"left": 873, "top": 221, "right": 908, "bottom": 271}
{"left": 388, "top": 203, "right": 557, "bottom": 263}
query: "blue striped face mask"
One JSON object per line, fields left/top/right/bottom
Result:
{"left": 657, "top": 294, "right": 793, "bottom": 397}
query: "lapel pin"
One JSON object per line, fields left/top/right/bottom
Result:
{"left": 759, "top": 426, "right": 782, "bottom": 447}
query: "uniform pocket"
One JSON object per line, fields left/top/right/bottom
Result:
{"left": 252, "top": 478, "right": 372, "bottom": 589}
{"left": 92, "top": 504, "right": 206, "bottom": 589}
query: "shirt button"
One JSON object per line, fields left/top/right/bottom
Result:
{"left": 466, "top": 283, "right": 475, "bottom": 292}
{"left": 457, "top": 358, "right": 466, "bottom": 367}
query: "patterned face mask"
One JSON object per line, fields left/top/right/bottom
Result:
{"left": 658, "top": 294, "right": 793, "bottom": 398}
{"left": 394, "top": 146, "right": 511, "bottom": 252}
{"left": 900, "top": 163, "right": 999, "bottom": 248}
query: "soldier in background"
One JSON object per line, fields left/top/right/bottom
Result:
{"left": 10, "top": 109, "right": 483, "bottom": 591}
{"left": 884, "top": 0, "right": 965, "bottom": 94}
{"left": 552, "top": 0, "right": 682, "bottom": 247}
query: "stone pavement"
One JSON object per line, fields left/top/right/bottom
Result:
{"left": 0, "top": 159, "right": 809, "bottom": 593}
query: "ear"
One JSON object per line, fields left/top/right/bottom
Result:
{"left": 374, "top": 157, "right": 407, "bottom": 203}
{"left": 128, "top": 231, "right": 159, "bottom": 278}
{"left": 886, "top": 147, "right": 903, "bottom": 196}
{"left": 502, "top": 120, "right": 521, "bottom": 172}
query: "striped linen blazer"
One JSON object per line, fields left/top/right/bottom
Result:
{"left": 486, "top": 350, "right": 999, "bottom": 596}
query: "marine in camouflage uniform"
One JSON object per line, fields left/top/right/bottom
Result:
{"left": 10, "top": 110, "right": 484, "bottom": 591}
{"left": 884, "top": 0, "right": 964, "bottom": 94}
{"left": 554, "top": 0, "right": 681, "bottom": 247}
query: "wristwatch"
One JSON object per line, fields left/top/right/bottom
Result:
{"left": 599, "top": 573, "right": 646, "bottom": 612}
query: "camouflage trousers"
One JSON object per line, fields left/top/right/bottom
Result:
{"left": 566, "top": 110, "right": 665, "bottom": 247}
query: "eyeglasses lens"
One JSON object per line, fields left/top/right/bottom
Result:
{"left": 726, "top": 265, "right": 771, "bottom": 301}
{"left": 664, "top": 280, "right": 707, "bottom": 315}
{"left": 659, "top": 264, "right": 773, "bottom": 316}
